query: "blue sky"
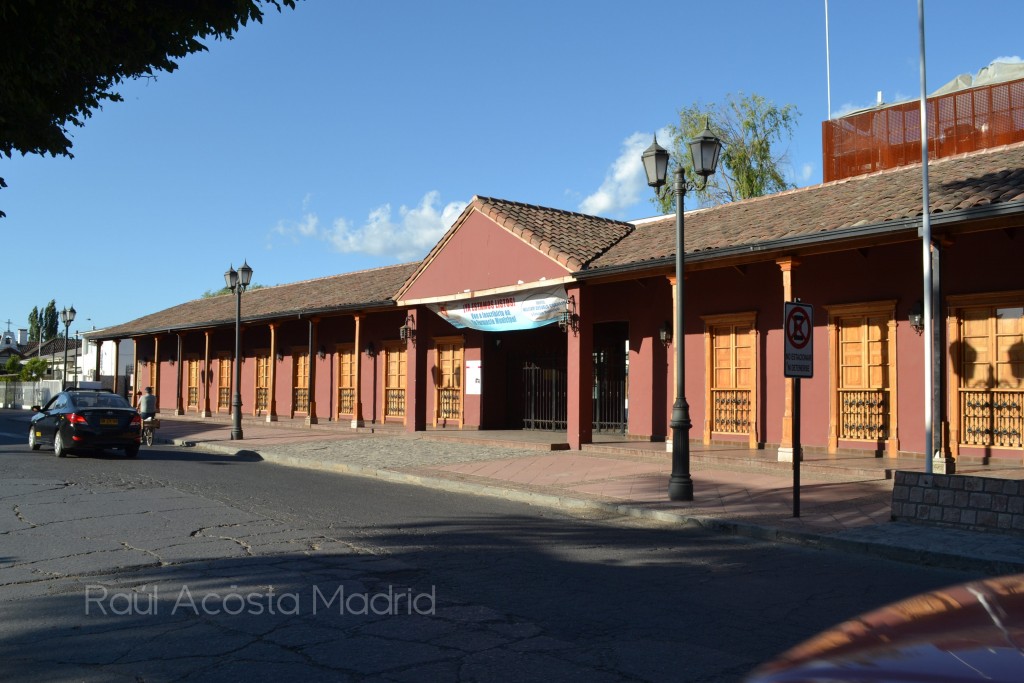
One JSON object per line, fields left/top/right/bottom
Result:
{"left": 4, "top": 0, "right": 1024, "bottom": 336}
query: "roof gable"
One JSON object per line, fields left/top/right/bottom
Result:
{"left": 400, "top": 208, "right": 573, "bottom": 302}
{"left": 396, "top": 196, "right": 634, "bottom": 301}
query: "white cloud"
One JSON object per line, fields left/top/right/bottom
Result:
{"left": 272, "top": 191, "right": 468, "bottom": 261}
{"left": 799, "top": 163, "right": 813, "bottom": 184}
{"left": 579, "top": 127, "right": 671, "bottom": 217}
{"left": 992, "top": 55, "right": 1023, "bottom": 64}
{"left": 271, "top": 212, "right": 319, "bottom": 241}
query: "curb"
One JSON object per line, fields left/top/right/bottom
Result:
{"left": 174, "top": 439, "right": 1024, "bottom": 575}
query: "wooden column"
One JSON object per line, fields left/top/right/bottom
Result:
{"left": 406, "top": 309, "right": 427, "bottom": 433}
{"left": 566, "top": 286, "right": 593, "bottom": 449}
{"left": 112, "top": 340, "right": 120, "bottom": 395}
{"left": 306, "top": 318, "right": 319, "bottom": 425}
{"left": 93, "top": 340, "right": 102, "bottom": 381}
{"left": 267, "top": 323, "right": 278, "bottom": 422}
{"left": 153, "top": 336, "right": 161, "bottom": 412}
{"left": 175, "top": 333, "right": 184, "bottom": 415}
{"left": 202, "top": 331, "right": 212, "bottom": 417}
{"left": 132, "top": 339, "right": 139, "bottom": 404}
{"left": 353, "top": 313, "right": 365, "bottom": 428}
{"left": 777, "top": 257, "right": 798, "bottom": 462}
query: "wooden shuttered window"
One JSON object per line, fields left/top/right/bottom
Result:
{"left": 293, "top": 351, "right": 309, "bottom": 414}
{"left": 383, "top": 344, "right": 406, "bottom": 421}
{"left": 434, "top": 338, "right": 463, "bottom": 426}
{"left": 337, "top": 344, "right": 356, "bottom": 417}
{"left": 255, "top": 354, "right": 270, "bottom": 412}
{"left": 826, "top": 302, "right": 898, "bottom": 455}
{"left": 703, "top": 313, "right": 758, "bottom": 447}
{"left": 953, "top": 302, "right": 1024, "bottom": 451}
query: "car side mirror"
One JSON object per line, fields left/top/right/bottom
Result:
{"left": 30, "top": 406, "right": 41, "bottom": 413}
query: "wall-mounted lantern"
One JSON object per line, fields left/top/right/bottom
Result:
{"left": 558, "top": 296, "right": 578, "bottom": 334}
{"left": 909, "top": 300, "right": 925, "bottom": 335}
{"left": 659, "top": 320, "right": 673, "bottom": 345}
{"left": 399, "top": 313, "right": 416, "bottom": 342}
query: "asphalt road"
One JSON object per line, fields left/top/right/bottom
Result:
{"left": 0, "top": 410, "right": 981, "bottom": 682}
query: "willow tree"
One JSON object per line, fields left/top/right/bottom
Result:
{"left": 656, "top": 92, "right": 799, "bottom": 212}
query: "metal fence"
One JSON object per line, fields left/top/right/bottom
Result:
{"left": 823, "top": 77, "right": 1024, "bottom": 181}
{"left": 0, "top": 380, "right": 63, "bottom": 409}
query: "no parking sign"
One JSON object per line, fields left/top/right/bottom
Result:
{"left": 784, "top": 301, "right": 813, "bottom": 378}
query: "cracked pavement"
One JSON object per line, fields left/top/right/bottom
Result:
{"left": 3, "top": 476, "right": 603, "bottom": 682}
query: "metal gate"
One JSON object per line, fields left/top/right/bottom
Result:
{"left": 520, "top": 352, "right": 567, "bottom": 430}
{"left": 592, "top": 343, "right": 627, "bottom": 434}
{"left": 515, "top": 339, "right": 627, "bottom": 433}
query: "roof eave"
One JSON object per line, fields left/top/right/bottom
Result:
{"left": 89, "top": 300, "right": 399, "bottom": 341}
{"left": 576, "top": 200, "right": 1024, "bottom": 280}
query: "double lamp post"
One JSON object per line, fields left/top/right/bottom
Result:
{"left": 641, "top": 122, "right": 722, "bottom": 501}
{"left": 225, "top": 261, "right": 253, "bottom": 440}
{"left": 60, "top": 305, "right": 76, "bottom": 388}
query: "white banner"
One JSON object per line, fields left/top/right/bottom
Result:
{"left": 428, "top": 286, "right": 566, "bottom": 332}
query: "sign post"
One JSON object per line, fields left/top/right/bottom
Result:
{"left": 783, "top": 300, "right": 813, "bottom": 518}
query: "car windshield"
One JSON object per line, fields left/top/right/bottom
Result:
{"left": 69, "top": 392, "right": 131, "bottom": 409}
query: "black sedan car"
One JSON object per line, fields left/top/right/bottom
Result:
{"left": 30, "top": 389, "right": 142, "bottom": 458}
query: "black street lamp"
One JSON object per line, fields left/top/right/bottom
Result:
{"left": 642, "top": 121, "right": 722, "bottom": 501}
{"left": 225, "top": 261, "right": 253, "bottom": 440}
{"left": 60, "top": 305, "right": 76, "bottom": 389}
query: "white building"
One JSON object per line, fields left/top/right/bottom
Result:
{"left": 79, "top": 333, "right": 134, "bottom": 394}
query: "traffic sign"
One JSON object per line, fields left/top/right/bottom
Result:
{"left": 784, "top": 301, "right": 813, "bottom": 378}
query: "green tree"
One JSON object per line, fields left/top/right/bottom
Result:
{"left": 27, "top": 306, "right": 40, "bottom": 344}
{"left": 202, "top": 283, "right": 265, "bottom": 298}
{"left": 21, "top": 357, "right": 48, "bottom": 381}
{"left": 2, "top": 355, "right": 21, "bottom": 381}
{"left": 0, "top": 0, "right": 298, "bottom": 217}
{"left": 41, "top": 300, "right": 58, "bottom": 342}
{"left": 656, "top": 92, "right": 799, "bottom": 212}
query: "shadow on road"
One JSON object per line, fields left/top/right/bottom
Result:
{"left": 0, "top": 508, "right": 979, "bottom": 682}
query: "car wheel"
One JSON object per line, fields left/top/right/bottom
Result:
{"left": 124, "top": 445, "right": 139, "bottom": 459}
{"left": 29, "top": 429, "right": 41, "bottom": 451}
{"left": 54, "top": 432, "right": 68, "bottom": 458}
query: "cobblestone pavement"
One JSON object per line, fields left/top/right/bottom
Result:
{"left": 155, "top": 417, "right": 1024, "bottom": 575}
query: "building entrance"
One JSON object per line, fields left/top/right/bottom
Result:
{"left": 593, "top": 322, "right": 628, "bottom": 434}
{"left": 506, "top": 322, "right": 628, "bottom": 433}
{"left": 517, "top": 350, "right": 567, "bottom": 430}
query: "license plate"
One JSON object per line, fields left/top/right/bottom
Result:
{"left": 100, "top": 418, "right": 118, "bottom": 426}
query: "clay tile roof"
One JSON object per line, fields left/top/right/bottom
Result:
{"left": 25, "top": 337, "right": 79, "bottom": 355}
{"left": 94, "top": 263, "right": 418, "bottom": 339}
{"left": 590, "top": 142, "right": 1024, "bottom": 271}
{"left": 472, "top": 196, "right": 634, "bottom": 270}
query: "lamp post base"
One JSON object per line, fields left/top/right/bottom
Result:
{"left": 231, "top": 395, "right": 243, "bottom": 441}
{"left": 668, "top": 405, "right": 694, "bottom": 501}
{"left": 668, "top": 475, "right": 694, "bottom": 501}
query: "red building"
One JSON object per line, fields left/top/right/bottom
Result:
{"left": 91, "top": 136, "right": 1024, "bottom": 467}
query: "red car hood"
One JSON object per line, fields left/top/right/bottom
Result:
{"left": 747, "top": 574, "right": 1024, "bottom": 683}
